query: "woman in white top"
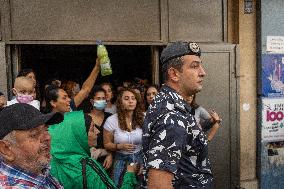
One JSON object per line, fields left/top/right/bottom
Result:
{"left": 104, "top": 88, "right": 144, "bottom": 187}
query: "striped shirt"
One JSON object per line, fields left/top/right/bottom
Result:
{"left": 0, "top": 161, "right": 63, "bottom": 189}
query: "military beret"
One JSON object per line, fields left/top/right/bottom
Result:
{"left": 160, "top": 41, "right": 201, "bottom": 65}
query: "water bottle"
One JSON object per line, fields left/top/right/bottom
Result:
{"left": 96, "top": 40, "right": 112, "bottom": 76}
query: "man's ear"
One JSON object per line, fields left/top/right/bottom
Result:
{"left": 12, "top": 88, "right": 17, "bottom": 96}
{"left": 168, "top": 68, "right": 180, "bottom": 82}
{"left": 0, "top": 140, "right": 15, "bottom": 162}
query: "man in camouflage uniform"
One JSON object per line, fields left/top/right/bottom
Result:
{"left": 142, "top": 41, "right": 213, "bottom": 188}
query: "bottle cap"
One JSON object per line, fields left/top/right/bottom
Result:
{"left": 96, "top": 40, "right": 103, "bottom": 45}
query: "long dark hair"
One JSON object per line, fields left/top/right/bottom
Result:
{"left": 44, "top": 84, "right": 60, "bottom": 113}
{"left": 116, "top": 88, "right": 144, "bottom": 131}
{"left": 144, "top": 84, "right": 160, "bottom": 110}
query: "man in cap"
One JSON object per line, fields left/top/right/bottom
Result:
{"left": 142, "top": 41, "right": 213, "bottom": 188}
{"left": 0, "top": 103, "right": 64, "bottom": 188}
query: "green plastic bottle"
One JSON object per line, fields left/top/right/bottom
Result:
{"left": 96, "top": 40, "right": 112, "bottom": 76}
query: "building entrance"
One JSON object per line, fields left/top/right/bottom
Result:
{"left": 20, "top": 45, "right": 153, "bottom": 96}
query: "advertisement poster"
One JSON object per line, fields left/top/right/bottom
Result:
{"left": 262, "top": 54, "right": 284, "bottom": 97}
{"left": 262, "top": 98, "right": 284, "bottom": 142}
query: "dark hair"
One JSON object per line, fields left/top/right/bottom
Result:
{"left": 17, "top": 68, "right": 35, "bottom": 78}
{"left": 100, "top": 82, "right": 113, "bottom": 90}
{"left": 162, "top": 57, "right": 184, "bottom": 82}
{"left": 84, "top": 114, "right": 92, "bottom": 133}
{"left": 144, "top": 84, "right": 160, "bottom": 109}
{"left": 90, "top": 86, "right": 106, "bottom": 98}
{"left": 44, "top": 84, "right": 60, "bottom": 113}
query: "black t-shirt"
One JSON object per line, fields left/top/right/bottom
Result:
{"left": 95, "top": 112, "right": 112, "bottom": 164}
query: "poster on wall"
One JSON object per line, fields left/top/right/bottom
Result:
{"left": 262, "top": 54, "right": 284, "bottom": 97}
{"left": 262, "top": 98, "right": 284, "bottom": 142}
{"left": 267, "top": 36, "right": 284, "bottom": 53}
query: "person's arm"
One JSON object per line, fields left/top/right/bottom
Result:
{"left": 103, "top": 129, "right": 135, "bottom": 152}
{"left": 148, "top": 169, "right": 174, "bottom": 189}
{"left": 207, "top": 123, "right": 221, "bottom": 141}
{"left": 207, "top": 109, "right": 222, "bottom": 141}
{"left": 73, "top": 58, "right": 100, "bottom": 107}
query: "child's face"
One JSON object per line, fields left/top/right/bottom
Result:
{"left": 14, "top": 79, "right": 35, "bottom": 96}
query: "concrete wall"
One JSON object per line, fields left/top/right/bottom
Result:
{"left": 235, "top": 0, "right": 258, "bottom": 188}
{"left": 0, "top": 43, "right": 8, "bottom": 96}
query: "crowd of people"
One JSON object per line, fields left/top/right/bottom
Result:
{"left": 0, "top": 41, "right": 222, "bottom": 188}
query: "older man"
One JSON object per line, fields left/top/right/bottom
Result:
{"left": 0, "top": 103, "right": 64, "bottom": 188}
{"left": 142, "top": 41, "right": 213, "bottom": 188}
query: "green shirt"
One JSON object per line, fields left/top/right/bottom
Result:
{"left": 49, "top": 111, "right": 137, "bottom": 189}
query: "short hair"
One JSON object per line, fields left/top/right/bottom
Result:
{"left": 17, "top": 68, "right": 35, "bottom": 78}
{"left": 14, "top": 76, "right": 34, "bottom": 89}
{"left": 162, "top": 57, "right": 184, "bottom": 82}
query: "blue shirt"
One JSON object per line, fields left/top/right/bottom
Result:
{"left": 142, "top": 85, "right": 213, "bottom": 188}
{"left": 0, "top": 161, "right": 63, "bottom": 189}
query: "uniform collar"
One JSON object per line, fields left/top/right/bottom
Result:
{"left": 161, "top": 85, "right": 192, "bottom": 113}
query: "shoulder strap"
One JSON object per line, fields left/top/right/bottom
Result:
{"left": 80, "top": 157, "right": 116, "bottom": 189}
{"left": 80, "top": 158, "right": 88, "bottom": 189}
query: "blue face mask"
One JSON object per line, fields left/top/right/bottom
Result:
{"left": 93, "top": 100, "right": 107, "bottom": 110}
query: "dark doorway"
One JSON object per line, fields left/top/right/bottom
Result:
{"left": 20, "top": 45, "right": 152, "bottom": 94}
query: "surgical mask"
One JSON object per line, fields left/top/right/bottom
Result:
{"left": 16, "top": 94, "right": 34, "bottom": 104}
{"left": 93, "top": 100, "right": 107, "bottom": 110}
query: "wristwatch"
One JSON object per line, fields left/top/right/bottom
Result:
{"left": 215, "top": 119, "right": 222, "bottom": 124}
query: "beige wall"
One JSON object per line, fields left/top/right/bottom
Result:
{"left": 0, "top": 43, "right": 8, "bottom": 96}
{"left": 238, "top": 0, "right": 258, "bottom": 188}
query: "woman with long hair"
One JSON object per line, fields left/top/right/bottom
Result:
{"left": 103, "top": 88, "right": 144, "bottom": 187}
{"left": 101, "top": 82, "right": 117, "bottom": 114}
{"left": 144, "top": 84, "right": 159, "bottom": 110}
{"left": 45, "top": 85, "right": 138, "bottom": 188}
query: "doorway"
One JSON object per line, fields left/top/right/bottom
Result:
{"left": 20, "top": 45, "right": 153, "bottom": 97}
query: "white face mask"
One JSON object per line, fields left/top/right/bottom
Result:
{"left": 93, "top": 100, "right": 107, "bottom": 110}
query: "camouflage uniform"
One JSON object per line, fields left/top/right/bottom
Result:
{"left": 142, "top": 85, "right": 213, "bottom": 188}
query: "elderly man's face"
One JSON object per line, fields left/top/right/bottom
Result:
{"left": 8, "top": 124, "right": 51, "bottom": 174}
